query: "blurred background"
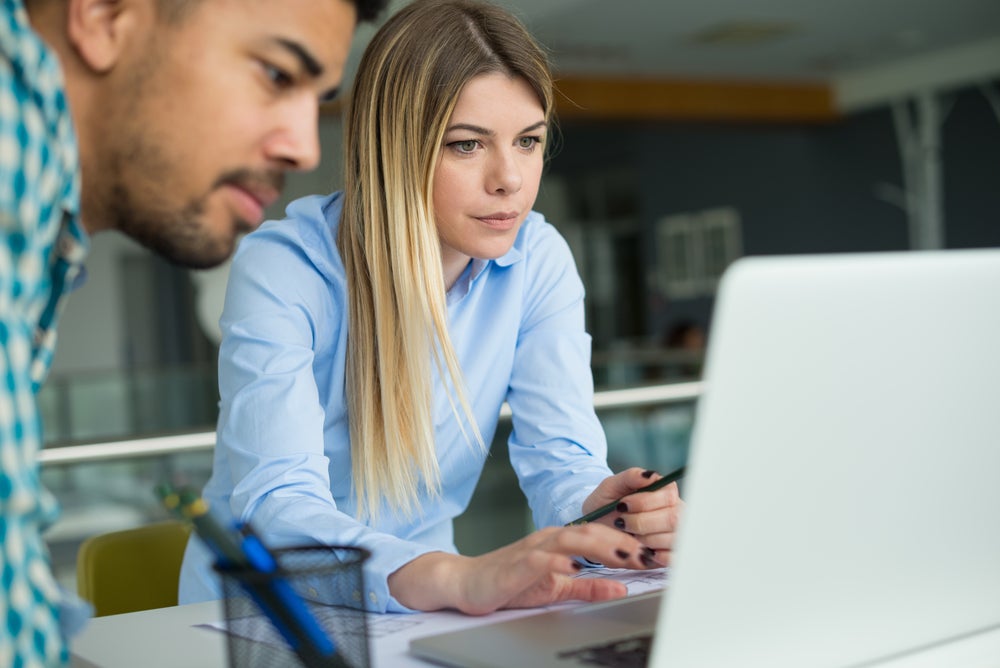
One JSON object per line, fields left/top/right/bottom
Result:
{"left": 40, "top": 0, "right": 1000, "bottom": 590}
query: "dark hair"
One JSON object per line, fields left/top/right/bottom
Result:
{"left": 353, "top": 0, "right": 390, "bottom": 22}
{"left": 154, "top": 0, "right": 388, "bottom": 24}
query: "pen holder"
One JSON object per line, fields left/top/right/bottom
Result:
{"left": 215, "top": 545, "right": 371, "bottom": 668}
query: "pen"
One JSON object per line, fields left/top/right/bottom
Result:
{"left": 565, "top": 466, "right": 686, "bottom": 526}
{"left": 236, "top": 523, "right": 337, "bottom": 659}
{"left": 156, "top": 484, "right": 343, "bottom": 668}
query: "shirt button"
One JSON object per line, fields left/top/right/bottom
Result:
{"left": 352, "top": 590, "right": 362, "bottom": 602}
{"left": 368, "top": 591, "right": 377, "bottom": 604}
{"left": 57, "top": 235, "right": 74, "bottom": 257}
{"left": 307, "top": 588, "right": 318, "bottom": 598}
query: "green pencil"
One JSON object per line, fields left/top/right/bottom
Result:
{"left": 566, "top": 466, "right": 686, "bottom": 526}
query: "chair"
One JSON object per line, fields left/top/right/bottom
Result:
{"left": 76, "top": 520, "right": 192, "bottom": 617}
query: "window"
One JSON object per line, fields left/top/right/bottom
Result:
{"left": 657, "top": 207, "right": 742, "bottom": 298}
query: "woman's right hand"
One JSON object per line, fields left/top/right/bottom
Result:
{"left": 387, "top": 523, "right": 660, "bottom": 615}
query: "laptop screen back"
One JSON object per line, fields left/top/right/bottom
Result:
{"left": 652, "top": 250, "right": 1000, "bottom": 667}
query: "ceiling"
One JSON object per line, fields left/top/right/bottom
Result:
{"left": 348, "top": 0, "right": 1000, "bottom": 111}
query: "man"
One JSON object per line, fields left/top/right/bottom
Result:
{"left": 0, "top": 0, "right": 386, "bottom": 664}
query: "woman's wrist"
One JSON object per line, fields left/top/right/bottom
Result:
{"left": 387, "top": 551, "right": 470, "bottom": 611}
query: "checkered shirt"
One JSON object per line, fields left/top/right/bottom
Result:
{"left": 2, "top": 0, "right": 88, "bottom": 665}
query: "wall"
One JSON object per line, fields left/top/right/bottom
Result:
{"left": 547, "top": 84, "right": 1000, "bottom": 338}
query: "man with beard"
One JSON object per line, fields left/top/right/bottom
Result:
{"left": 0, "top": 0, "right": 387, "bottom": 664}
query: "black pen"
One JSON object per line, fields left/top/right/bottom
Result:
{"left": 565, "top": 466, "right": 686, "bottom": 526}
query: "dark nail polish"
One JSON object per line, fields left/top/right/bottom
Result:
{"left": 643, "top": 547, "right": 656, "bottom": 557}
{"left": 572, "top": 561, "right": 583, "bottom": 570}
{"left": 614, "top": 517, "right": 626, "bottom": 530}
{"left": 616, "top": 502, "right": 629, "bottom": 513}
{"left": 640, "top": 554, "right": 656, "bottom": 567}
{"left": 641, "top": 469, "right": 656, "bottom": 479}
{"left": 615, "top": 549, "right": 629, "bottom": 560}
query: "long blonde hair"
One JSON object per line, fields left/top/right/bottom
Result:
{"left": 338, "top": 0, "right": 554, "bottom": 520}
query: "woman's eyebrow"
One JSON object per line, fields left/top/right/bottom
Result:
{"left": 444, "top": 120, "right": 548, "bottom": 135}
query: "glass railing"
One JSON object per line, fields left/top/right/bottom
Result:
{"left": 38, "top": 364, "right": 220, "bottom": 446}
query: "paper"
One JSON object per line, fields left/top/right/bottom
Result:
{"left": 201, "top": 566, "right": 669, "bottom": 667}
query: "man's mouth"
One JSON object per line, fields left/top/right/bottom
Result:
{"left": 220, "top": 172, "right": 283, "bottom": 229}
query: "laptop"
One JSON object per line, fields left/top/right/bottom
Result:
{"left": 410, "top": 249, "right": 1000, "bottom": 667}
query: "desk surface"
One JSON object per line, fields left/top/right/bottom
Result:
{"left": 71, "top": 568, "right": 668, "bottom": 668}
{"left": 72, "top": 598, "right": 563, "bottom": 668}
{"left": 71, "top": 590, "right": 1000, "bottom": 668}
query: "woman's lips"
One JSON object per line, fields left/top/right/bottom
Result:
{"left": 475, "top": 212, "right": 519, "bottom": 229}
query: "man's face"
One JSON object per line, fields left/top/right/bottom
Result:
{"left": 89, "top": 0, "right": 357, "bottom": 268}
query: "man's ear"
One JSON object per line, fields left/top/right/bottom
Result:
{"left": 66, "top": 0, "right": 141, "bottom": 73}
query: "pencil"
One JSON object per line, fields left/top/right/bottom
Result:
{"left": 565, "top": 466, "right": 686, "bottom": 526}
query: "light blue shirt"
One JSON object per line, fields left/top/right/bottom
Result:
{"left": 179, "top": 192, "right": 612, "bottom": 612}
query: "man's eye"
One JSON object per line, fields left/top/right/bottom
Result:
{"left": 263, "top": 63, "right": 294, "bottom": 89}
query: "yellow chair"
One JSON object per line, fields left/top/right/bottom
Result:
{"left": 76, "top": 520, "right": 192, "bottom": 617}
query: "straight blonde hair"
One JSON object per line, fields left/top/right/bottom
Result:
{"left": 338, "top": 0, "right": 555, "bottom": 520}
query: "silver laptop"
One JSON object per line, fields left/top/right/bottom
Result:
{"left": 410, "top": 249, "right": 1000, "bottom": 667}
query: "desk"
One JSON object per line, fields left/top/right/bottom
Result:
{"left": 69, "top": 599, "right": 566, "bottom": 668}
{"left": 71, "top": 567, "right": 667, "bottom": 667}
{"left": 71, "top": 595, "right": 1000, "bottom": 667}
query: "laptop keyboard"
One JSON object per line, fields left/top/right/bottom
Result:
{"left": 557, "top": 634, "right": 653, "bottom": 667}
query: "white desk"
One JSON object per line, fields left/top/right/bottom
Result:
{"left": 72, "top": 602, "right": 224, "bottom": 668}
{"left": 71, "top": 595, "right": 1000, "bottom": 668}
{"left": 70, "top": 568, "right": 668, "bottom": 668}
{"left": 70, "top": 599, "right": 560, "bottom": 668}
{"left": 71, "top": 599, "right": 518, "bottom": 668}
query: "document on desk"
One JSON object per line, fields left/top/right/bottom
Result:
{"left": 200, "top": 567, "right": 668, "bottom": 667}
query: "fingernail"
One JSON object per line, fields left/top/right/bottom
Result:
{"left": 641, "top": 469, "right": 656, "bottom": 479}
{"left": 616, "top": 502, "right": 629, "bottom": 513}
{"left": 614, "top": 517, "right": 626, "bottom": 530}
{"left": 615, "top": 549, "right": 630, "bottom": 560}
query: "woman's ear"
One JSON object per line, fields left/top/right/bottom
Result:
{"left": 66, "top": 0, "right": 141, "bottom": 73}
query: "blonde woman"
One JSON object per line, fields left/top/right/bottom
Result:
{"left": 179, "top": 0, "right": 682, "bottom": 614}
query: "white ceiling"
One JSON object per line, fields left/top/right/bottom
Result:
{"left": 350, "top": 0, "right": 1000, "bottom": 110}
{"left": 514, "top": 0, "right": 1000, "bottom": 80}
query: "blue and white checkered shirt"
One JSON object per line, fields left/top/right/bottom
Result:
{"left": 2, "top": 0, "right": 89, "bottom": 665}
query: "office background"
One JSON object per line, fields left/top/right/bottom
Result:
{"left": 37, "top": 0, "right": 1000, "bottom": 590}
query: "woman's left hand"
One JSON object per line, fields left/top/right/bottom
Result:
{"left": 581, "top": 467, "right": 685, "bottom": 565}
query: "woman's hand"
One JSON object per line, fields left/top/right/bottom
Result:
{"left": 581, "top": 467, "right": 685, "bottom": 565}
{"left": 388, "top": 522, "right": 660, "bottom": 614}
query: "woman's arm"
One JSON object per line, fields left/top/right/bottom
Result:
{"left": 504, "top": 219, "right": 616, "bottom": 526}
{"left": 503, "top": 219, "right": 684, "bottom": 560}
{"left": 388, "top": 522, "right": 660, "bottom": 614}
{"left": 212, "top": 201, "right": 439, "bottom": 612}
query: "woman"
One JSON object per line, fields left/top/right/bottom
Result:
{"left": 179, "top": 0, "right": 682, "bottom": 614}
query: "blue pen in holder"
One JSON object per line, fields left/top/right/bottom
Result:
{"left": 214, "top": 545, "right": 372, "bottom": 668}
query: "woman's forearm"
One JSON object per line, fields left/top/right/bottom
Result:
{"left": 387, "top": 551, "right": 472, "bottom": 612}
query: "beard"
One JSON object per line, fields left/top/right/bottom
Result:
{"left": 103, "top": 134, "right": 285, "bottom": 269}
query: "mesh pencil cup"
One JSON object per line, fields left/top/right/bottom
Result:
{"left": 214, "top": 545, "right": 371, "bottom": 668}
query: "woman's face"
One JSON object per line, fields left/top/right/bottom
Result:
{"left": 432, "top": 72, "right": 547, "bottom": 287}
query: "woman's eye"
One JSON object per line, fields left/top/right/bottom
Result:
{"left": 451, "top": 140, "right": 479, "bottom": 153}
